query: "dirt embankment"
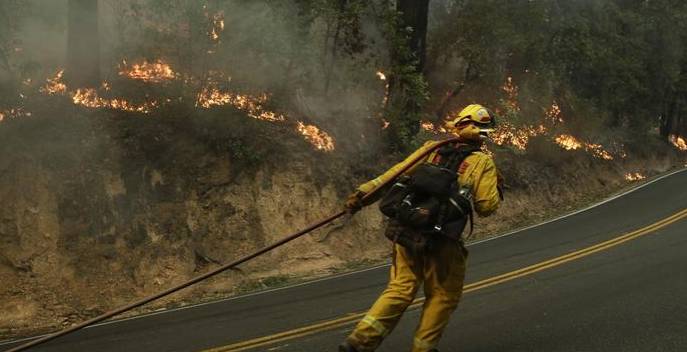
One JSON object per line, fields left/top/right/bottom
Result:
{"left": 0, "top": 113, "right": 684, "bottom": 339}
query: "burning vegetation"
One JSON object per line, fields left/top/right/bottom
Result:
{"left": 296, "top": 121, "right": 335, "bottom": 152}
{"left": 24, "top": 61, "right": 338, "bottom": 152}
{"left": 0, "top": 108, "right": 32, "bottom": 122}
{"left": 196, "top": 87, "right": 286, "bottom": 122}
{"left": 554, "top": 134, "right": 614, "bottom": 160}
{"left": 624, "top": 173, "right": 646, "bottom": 181}
{"left": 119, "top": 59, "right": 176, "bottom": 83}
{"left": 71, "top": 88, "right": 158, "bottom": 113}
{"left": 502, "top": 76, "right": 520, "bottom": 112}
{"left": 209, "top": 12, "right": 225, "bottom": 42}
{"left": 491, "top": 123, "right": 547, "bottom": 151}
{"left": 669, "top": 134, "right": 687, "bottom": 151}
{"left": 555, "top": 134, "right": 583, "bottom": 150}
{"left": 545, "top": 102, "right": 563, "bottom": 124}
{"left": 41, "top": 69, "right": 67, "bottom": 95}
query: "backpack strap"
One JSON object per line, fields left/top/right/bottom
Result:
{"left": 444, "top": 144, "right": 480, "bottom": 239}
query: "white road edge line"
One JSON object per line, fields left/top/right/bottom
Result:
{"left": 2, "top": 167, "right": 685, "bottom": 347}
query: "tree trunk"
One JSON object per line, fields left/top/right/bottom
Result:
{"left": 397, "top": 0, "right": 429, "bottom": 72}
{"left": 66, "top": 0, "right": 100, "bottom": 88}
{"left": 384, "top": 0, "right": 430, "bottom": 152}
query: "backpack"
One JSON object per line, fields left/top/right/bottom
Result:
{"left": 378, "top": 143, "right": 479, "bottom": 250}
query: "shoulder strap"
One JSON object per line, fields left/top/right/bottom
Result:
{"left": 443, "top": 144, "right": 480, "bottom": 173}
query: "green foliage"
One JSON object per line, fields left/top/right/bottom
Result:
{"left": 381, "top": 2, "right": 430, "bottom": 153}
{"left": 426, "top": 0, "right": 687, "bottom": 141}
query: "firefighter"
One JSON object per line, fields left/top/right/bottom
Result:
{"left": 340, "top": 104, "right": 502, "bottom": 352}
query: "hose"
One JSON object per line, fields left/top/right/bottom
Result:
{"left": 4, "top": 137, "right": 461, "bottom": 352}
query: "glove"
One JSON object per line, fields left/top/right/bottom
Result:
{"left": 344, "top": 190, "right": 366, "bottom": 214}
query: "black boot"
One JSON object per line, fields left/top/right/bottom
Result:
{"left": 338, "top": 341, "right": 359, "bottom": 352}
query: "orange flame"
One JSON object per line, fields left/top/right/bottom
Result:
{"left": 624, "top": 172, "right": 646, "bottom": 181}
{"left": 554, "top": 134, "right": 614, "bottom": 160}
{"left": 669, "top": 134, "right": 687, "bottom": 151}
{"left": 420, "top": 121, "right": 434, "bottom": 131}
{"left": 545, "top": 102, "right": 563, "bottom": 124}
{"left": 41, "top": 69, "right": 67, "bottom": 95}
{"left": 119, "top": 59, "right": 175, "bottom": 83}
{"left": 209, "top": 13, "right": 225, "bottom": 41}
{"left": 491, "top": 123, "right": 547, "bottom": 150}
{"left": 72, "top": 88, "right": 157, "bottom": 113}
{"left": 554, "top": 134, "right": 582, "bottom": 150}
{"left": 420, "top": 121, "right": 447, "bottom": 134}
{"left": 0, "top": 108, "right": 32, "bottom": 122}
{"left": 196, "top": 87, "right": 286, "bottom": 122}
{"left": 296, "top": 121, "right": 335, "bottom": 152}
{"left": 502, "top": 76, "right": 520, "bottom": 111}
{"left": 376, "top": 71, "right": 390, "bottom": 108}
{"left": 585, "top": 143, "right": 614, "bottom": 160}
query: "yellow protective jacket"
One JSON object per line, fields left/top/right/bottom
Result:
{"left": 357, "top": 140, "right": 500, "bottom": 217}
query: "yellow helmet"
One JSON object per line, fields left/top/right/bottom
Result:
{"left": 445, "top": 104, "right": 496, "bottom": 129}
{"left": 445, "top": 104, "right": 497, "bottom": 142}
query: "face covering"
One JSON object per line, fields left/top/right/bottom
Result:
{"left": 457, "top": 124, "right": 486, "bottom": 142}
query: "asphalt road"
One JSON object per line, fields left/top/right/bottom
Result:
{"left": 2, "top": 168, "right": 686, "bottom": 352}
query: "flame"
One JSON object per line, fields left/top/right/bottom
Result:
{"left": 72, "top": 88, "right": 157, "bottom": 113}
{"left": 554, "top": 134, "right": 614, "bottom": 160}
{"left": 41, "top": 69, "right": 67, "bottom": 95}
{"left": 0, "top": 108, "right": 32, "bottom": 122}
{"left": 419, "top": 121, "right": 447, "bottom": 134}
{"left": 119, "top": 59, "right": 175, "bottom": 83}
{"left": 376, "top": 71, "right": 390, "bottom": 108}
{"left": 545, "top": 102, "right": 563, "bottom": 124}
{"left": 554, "top": 134, "right": 583, "bottom": 150}
{"left": 502, "top": 76, "right": 520, "bottom": 111}
{"left": 382, "top": 119, "right": 390, "bottom": 129}
{"left": 669, "top": 134, "right": 687, "bottom": 151}
{"left": 420, "top": 121, "right": 434, "bottom": 131}
{"left": 209, "top": 13, "right": 225, "bottom": 41}
{"left": 196, "top": 87, "right": 286, "bottom": 122}
{"left": 624, "top": 173, "right": 646, "bottom": 181}
{"left": 585, "top": 143, "right": 614, "bottom": 160}
{"left": 491, "top": 123, "right": 547, "bottom": 150}
{"left": 296, "top": 121, "right": 335, "bottom": 151}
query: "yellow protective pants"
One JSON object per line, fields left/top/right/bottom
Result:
{"left": 346, "top": 240, "right": 468, "bottom": 352}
